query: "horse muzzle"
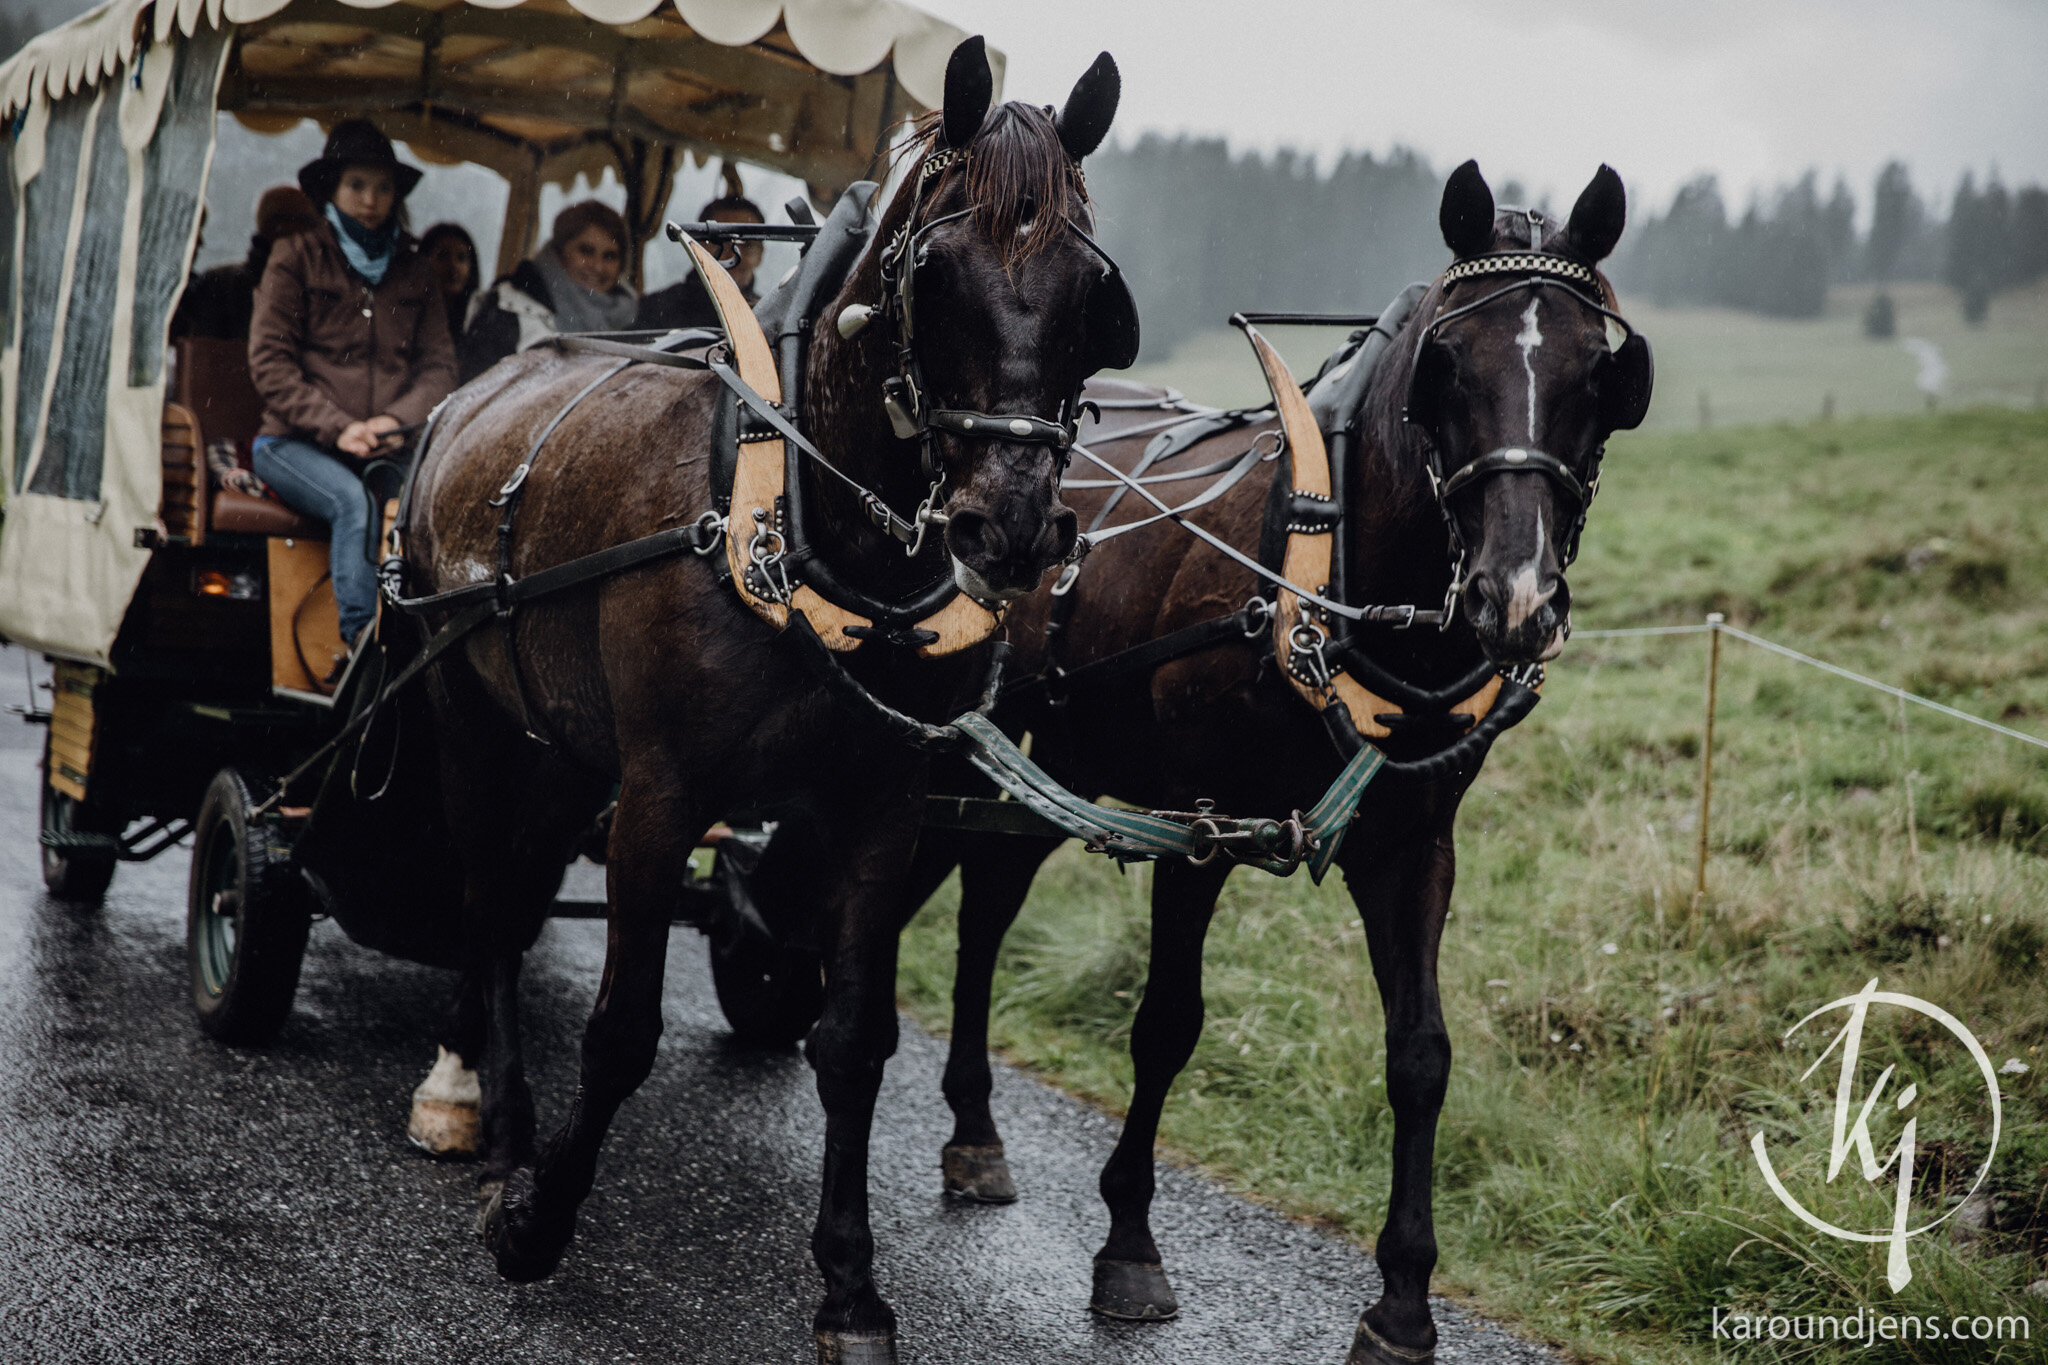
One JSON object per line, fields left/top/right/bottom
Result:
{"left": 1463, "top": 566, "right": 1570, "bottom": 664}
{"left": 943, "top": 498, "right": 1078, "bottom": 603}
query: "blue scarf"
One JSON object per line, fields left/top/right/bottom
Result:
{"left": 325, "top": 202, "right": 397, "bottom": 286}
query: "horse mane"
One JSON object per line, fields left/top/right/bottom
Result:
{"left": 902, "top": 102, "right": 1083, "bottom": 268}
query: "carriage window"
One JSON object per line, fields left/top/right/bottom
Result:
{"left": 28, "top": 87, "right": 127, "bottom": 502}
{"left": 9, "top": 93, "right": 86, "bottom": 494}
{"left": 128, "top": 24, "right": 228, "bottom": 390}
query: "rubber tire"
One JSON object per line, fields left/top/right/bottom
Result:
{"left": 39, "top": 731, "right": 117, "bottom": 903}
{"left": 709, "top": 931, "right": 826, "bottom": 1048}
{"left": 186, "top": 768, "right": 312, "bottom": 1045}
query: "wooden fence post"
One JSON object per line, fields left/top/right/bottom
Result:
{"left": 1692, "top": 613, "right": 1725, "bottom": 920}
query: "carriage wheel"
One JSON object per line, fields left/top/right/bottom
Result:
{"left": 186, "top": 768, "right": 312, "bottom": 1045}
{"left": 709, "top": 931, "right": 827, "bottom": 1047}
{"left": 39, "top": 731, "right": 117, "bottom": 903}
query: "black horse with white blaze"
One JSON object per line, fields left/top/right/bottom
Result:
{"left": 870, "top": 160, "right": 1654, "bottom": 1364}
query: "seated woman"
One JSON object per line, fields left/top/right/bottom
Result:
{"left": 459, "top": 200, "right": 636, "bottom": 382}
{"left": 636, "top": 166, "right": 765, "bottom": 331}
{"left": 248, "top": 120, "right": 457, "bottom": 672}
{"left": 418, "top": 222, "right": 480, "bottom": 342}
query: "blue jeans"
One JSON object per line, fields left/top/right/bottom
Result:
{"left": 251, "top": 435, "right": 377, "bottom": 643}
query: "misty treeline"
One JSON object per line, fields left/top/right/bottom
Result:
{"left": 1085, "top": 138, "right": 2048, "bottom": 358}
{"left": 1082, "top": 138, "right": 1466, "bottom": 361}
{"left": 1625, "top": 163, "right": 2048, "bottom": 325}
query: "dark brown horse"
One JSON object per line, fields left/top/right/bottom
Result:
{"left": 889, "top": 162, "right": 1650, "bottom": 1363}
{"left": 396, "top": 40, "right": 1127, "bottom": 1362}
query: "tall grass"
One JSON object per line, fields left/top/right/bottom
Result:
{"left": 898, "top": 409, "right": 2048, "bottom": 1364}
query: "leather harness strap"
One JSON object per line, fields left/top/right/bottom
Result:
{"left": 679, "top": 228, "right": 1003, "bottom": 659}
{"left": 486, "top": 359, "right": 634, "bottom": 744}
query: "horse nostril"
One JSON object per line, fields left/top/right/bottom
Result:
{"left": 945, "top": 509, "right": 1007, "bottom": 565}
{"left": 1049, "top": 507, "right": 1078, "bottom": 561}
{"left": 1464, "top": 570, "right": 1503, "bottom": 617}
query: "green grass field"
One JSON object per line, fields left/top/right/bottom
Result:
{"left": 897, "top": 408, "right": 2048, "bottom": 1363}
{"left": 1132, "top": 280, "right": 2048, "bottom": 433}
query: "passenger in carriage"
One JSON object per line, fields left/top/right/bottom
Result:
{"left": 634, "top": 164, "right": 765, "bottom": 332}
{"left": 457, "top": 200, "right": 637, "bottom": 382}
{"left": 169, "top": 186, "right": 321, "bottom": 343}
{"left": 247, "top": 119, "right": 457, "bottom": 667}
{"left": 418, "top": 222, "right": 480, "bottom": 343}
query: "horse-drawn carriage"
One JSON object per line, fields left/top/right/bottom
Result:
{"left": 1, "top": 0, "right": 991, "bottom": 1039}
{"left": 5, "top": 3, "right": 1660, "bottom": 1359}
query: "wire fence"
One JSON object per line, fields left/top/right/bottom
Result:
{"left": 1565, "top": 614, "right": 2046, "bottom": 906}
{"left": 1571, "top": 618, "right": 2048, "bottom": 753}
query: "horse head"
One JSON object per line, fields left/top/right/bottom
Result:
{"left": 1402, "top": 160, "right": 1654, "bottom": 664}
{"left": 815, "top": 38, "right": 1133, "bottom": 605}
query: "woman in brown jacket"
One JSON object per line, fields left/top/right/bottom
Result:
{"left": 248, "top": 120, "right": 457, "bottom": 656}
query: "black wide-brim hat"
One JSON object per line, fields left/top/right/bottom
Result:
{"left": 298, "top": 118, "right": 424, "bottom": 204}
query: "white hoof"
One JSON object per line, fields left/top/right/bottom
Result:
{"left": 407, "top": 1046, "right": 482, "bottom": 1158}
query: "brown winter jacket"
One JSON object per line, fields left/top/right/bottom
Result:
{"left": 248, "top": 220, "right": 457, "bottom": 448}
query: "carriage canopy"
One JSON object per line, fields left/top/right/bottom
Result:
{"left": 0, "top": 0, "right": 996, "bottom": 665}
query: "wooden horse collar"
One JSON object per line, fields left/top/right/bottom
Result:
{"left": 1241, "top": 323, "right": 1526, "bottom": 741}
{"left": 676, "top": 231, "right": 1001, "bottom": 660}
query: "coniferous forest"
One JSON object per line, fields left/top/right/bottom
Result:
{"left": 1084, "top": 139, "right": 2048, "bottom": 359}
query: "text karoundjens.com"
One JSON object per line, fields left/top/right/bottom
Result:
{"left": 1711, "top": 1308, "right": 2033, "bottom": 1346}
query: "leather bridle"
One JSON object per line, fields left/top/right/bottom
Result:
{"left": 1402, "top": 250, "right": 1647, "bottom": 628}
{"left": 866, "top": 147, "right": 1140, "bottom": 548}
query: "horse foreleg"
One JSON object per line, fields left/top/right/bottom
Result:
{"left": 937, "top": 832, "right": 1060, "bottom": 1203}
{"left": 480, "top": 767, "right": 693, "bottom": 1283}
{"left": 1091, "top": 855, "right": 1230, "bottom": 1322}
{"left": 807, "top": 790, "right": 925, "bottom": 1364}
{"left": 475, "top": 950, "right": 534, "bottom": 1187}
{"left": 1344, "top": 827, "right": 1456, "bottom": 1365}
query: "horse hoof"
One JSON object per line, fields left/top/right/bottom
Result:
{"left": 407, "top": 1047, "right": 481, "bottom": 1158}
{"left": 814, "top": 1330, "right": 897, "bottom": 1364}
{"left": 1346, "top": 1315, "right": 1436, "bottom": 1365}
{"left": 479, "top": 1170, "right": 568, "bottom": 1283}
{"left": 409, "top": 1099, "right": 481, "bottom": 1157}
{"left": 473, "top": 1179, "right": 505, "bottom": 1236}
{"left": 1090, "top": 1257, "right": 1178, "bottom": 1321}
{"left": 941, "top": 1143, "right": 1018, "bottom": 1203}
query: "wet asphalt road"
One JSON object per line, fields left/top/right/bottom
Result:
{"left": 0, "top": 647, "right": 1560, "bottom": 1364}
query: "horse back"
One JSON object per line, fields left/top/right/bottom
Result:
{"left": 407, "top": 346, "right": 721, "bottom": 595}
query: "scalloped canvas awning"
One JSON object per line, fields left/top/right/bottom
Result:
{"left": 1, "top": 0, "right": 1003, "bottom": 201}
{"left": 0, "top": 0, "right": 1001, "bottom": 666}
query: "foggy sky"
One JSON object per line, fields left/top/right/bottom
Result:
{"left": 927, "top": 0, "right": 2048, "bottom": 216}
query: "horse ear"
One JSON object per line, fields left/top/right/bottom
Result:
{"left": 1057, "top": 52, "right": 1121, "bottom": 162}
{"left": 941, "top": 36, "right": 994, "bottom": 149}
{"left": 1566, "top": 164, "right": 1627, "bottom": 262}
{"left": 1439, "top": 159, "right": 1496, "bottom": 258}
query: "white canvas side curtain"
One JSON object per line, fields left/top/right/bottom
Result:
{"left": 0, "top": 22, "right": 229, "bottom": 664}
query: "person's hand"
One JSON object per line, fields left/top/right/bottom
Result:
{"left": 337, "top": 415, "right": 402, "bottom": 459}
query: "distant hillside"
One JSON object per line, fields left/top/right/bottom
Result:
{"left": 1118, "top": 279, "right": 2048, "bottom": 430}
